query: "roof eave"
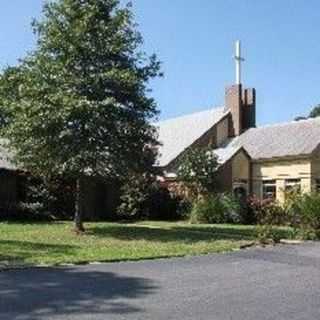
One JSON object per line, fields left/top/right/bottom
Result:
{"left": 158, "top": 111, "right": 231, "bottom": 169}
{"left": 251, "top": 153, "right": 312, "bottom": 163}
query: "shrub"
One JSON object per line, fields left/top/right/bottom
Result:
{"left": 117, "top": 176, "right": 190, "bottom": 221}
{"left": 0, "top": 174, "right": 74, "bottom": 222}
{"left": 255, "top": 224, "right": 282, "bottom": 244}
{"left": 24, "top": 176, "right": 74, "bottom": 219}
{"left": 190, "top": 194, "right": 241, "bottom": 224}
{"left": 282, "top": 189, "right": 303, "bottom": 228}
{"left": 247, "top": 195, "right": 288, "bottom": 243}
{"left": 117, "top": 173, "right": 153, "bottom": 220}
{"left": 248, "top": 192, "right": 320, "bottom": 242}
{"left": 247, "top": 195, "right": 288, "bottom": 226}
{"left": 147, "top": 186, "right": 191, "bottom": 220}
{"left": 177, "top": 146, "right": 219, "bottom": 198}
{"left": 287, "top": 192, "right": 320, "bottom": 239}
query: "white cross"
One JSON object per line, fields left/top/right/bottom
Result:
{"left": 234, "top": 40, "right": 245, "bottom": 85}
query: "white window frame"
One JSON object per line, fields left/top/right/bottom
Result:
{"left": 262, "top": 180, "right": 277, "bottom": 199}
{"left": 284, "top": 178, "right": 301, "bottom": 193}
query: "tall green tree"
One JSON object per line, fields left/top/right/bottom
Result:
{"left": 0, "top": 0, "right": 161, "bottom": 232}
{"left": 0, "top": 67, "right": 21, "bottom": 129}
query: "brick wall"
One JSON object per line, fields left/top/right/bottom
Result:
{"left": 225, "top": 84, "right": 256, "bottom": 136}
{"left": 226, "top": 84, "right": 242, "bottom": 136}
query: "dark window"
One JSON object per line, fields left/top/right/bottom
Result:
{"left": 315, "top": 179, "right": 320, "bottom": 192}
{"left": 234, "top": 186, "right": 247, "bottom": 202}
{"left": 285, "top": 179, "right": 301, "bottom": 194}
{"left": 17, "top": 174, "right": 28, "bottom": 203}
{"left": 262, "top": 180, "right": 276, "bottom": 199}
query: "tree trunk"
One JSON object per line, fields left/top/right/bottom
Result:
{"left": 74, "top": 177, "right": 85, "bottom": 233}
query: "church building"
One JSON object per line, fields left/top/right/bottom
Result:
{"left": 156, "top": 42, "right": 320, "bottom": 202}
{"left": 0, "top": 41, "right": 320, "bottom": 218}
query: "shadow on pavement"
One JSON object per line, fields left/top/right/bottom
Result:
{"left": 0, "top": 267, "right": 158, "bottom": 319}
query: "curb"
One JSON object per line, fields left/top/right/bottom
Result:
{"left": 279, "top": 239, "right": 305, "bottom": 245}
{"left": 239, "top": 241, "right": 256, "bottom": 249}
{"left": 0, "top": 240, "right": 310, "bottom": 272}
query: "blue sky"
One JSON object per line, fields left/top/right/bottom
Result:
{"left": 0, "top": 1, "right": 320, "bottom": 125}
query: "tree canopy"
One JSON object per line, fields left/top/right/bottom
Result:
{"left": 309, "top": 105, "right": 320, "bottom": 118}
{"left": 295, "top": 104, "right": 320, "bottom": 121}
{"left": 0, "top": 0, "right": 162, "bottom": 231}
{"left": 177, "top": 146, "right": 219, "bottom": 198}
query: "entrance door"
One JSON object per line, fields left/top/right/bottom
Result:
{"left": 233, "top": 185, "right": 247, "bottom": 203}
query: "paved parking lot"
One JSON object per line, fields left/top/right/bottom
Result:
{"left": 1, "top": 243, "right": 320, "bottom": 320}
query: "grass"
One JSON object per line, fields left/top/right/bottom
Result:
{"left": 0, "top": 221, "right": 294, "bottom": 267}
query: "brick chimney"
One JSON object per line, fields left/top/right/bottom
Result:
{"left": 242, "top": 88, "right": 256, "bottom": 130}
{"left": 225, "top": 84, "right": 256, "bottom": 137}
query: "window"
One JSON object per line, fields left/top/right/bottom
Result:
{"left": 285, "top": 179, "right": 301, "bottom": 193}
{"left": 262, "top": 180, "right": 276, "bottom": 199}
{"left": 233, "top": 186, "right": 247, "bottom": 201}
{"left": 315, "top": 179, "right": 320, "bottom": 192}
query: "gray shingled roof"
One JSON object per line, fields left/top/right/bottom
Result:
{"left": 214, "top": 144, "right": 244, "bottom": 164}
{"left": 217, "top": 117, "right": 320, "bottom": 161}
{"left": 0, "top": 111, "right": 319, "bottom": 172}
{"left": 155, "top": 107, "right": 228, "bottom": 167}
{"left": 156, "top": 108, "right": 320, "bottom": 168}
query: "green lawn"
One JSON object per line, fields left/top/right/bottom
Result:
{"left": 0, "top": 221, "right": 293, "bottom": 267}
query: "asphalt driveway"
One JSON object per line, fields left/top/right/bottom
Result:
{"left": 1, "top": 242, "right": 320, "bottom": 320}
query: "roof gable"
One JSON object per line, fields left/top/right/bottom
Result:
{"left": 223, "top": 117, "right": 320, "bottom": 161}
{"left": 155, "top": 107, "right": 229, "bottom": 167}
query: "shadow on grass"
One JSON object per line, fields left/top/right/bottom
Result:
{"left": 172, "top": 225, "right": 293, "bottom": 240}
{"left": 0, "top": 220, "right": 68, "bottom": 225}
{"left": 0, "top": 267, "right": 157, "bottom": 320}
{"left": 90, "top": 224, "right": 258, "bottom": 243}
{"left": 0, "top": 240, "right": 78, "bottom": 265}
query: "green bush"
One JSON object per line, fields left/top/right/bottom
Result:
{"left": 0, "top": 174, "right": 74, "bottom": 222}
{"left": 147, "top": 186, "right": 191, "bottom": 221}
{"left": 288, "top": 192, "right": 320, "bottom": 239}
{"left": 118, "top": 176, "right": 190, "bottom": 221}
{"left": 117, "top": 174, "right": 151, "bottom": 219}
{"left": 246, "top": 196, "right": 288, "bottom": 243}
{"left": 177, "top": 146, "right": 219, "bottom": 198}
{"left": 255, "top": 224, "right": 282, "bottom": 244}
{"left": 190, "top": 194, "right": 241, "bottom": 224}
{"left": 247, "top": 195, "right": 288, "bottom": 226}
{"left": 250, "top": 191, "right": 320, "bottom": 241}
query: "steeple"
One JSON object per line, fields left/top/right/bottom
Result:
{"left": 234, "top": 40, "right": 245, "bottom": 85}
{"left": 225, "top": 41, "right": 256, "bottom": 137}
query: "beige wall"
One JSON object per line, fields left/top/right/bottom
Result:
{"left": 232, "top": 150, "right": 250, "bottom": 182}
{"left": 215, "top": 161, "right": 232, "bottom": 193}
{"left": 311, "top": 157, "right": 320, "bottom": 191}
{"left": 215, "top": 150, "right": 250, "bottom": 193}
{"left": 252, "top": 158, "right": 312, "bottom": 202}
{"left": 216, "top": 117, "right": 229, "bottom": 146}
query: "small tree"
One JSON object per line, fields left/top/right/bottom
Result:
{"left": 0, "top": 0, "right": 161, "bottom": 232}
{"left": 295, "top": 104, "right": 320, "bottom": 121}
{"left": 177, "top": 146, "right": 219, "bottom": 198}
{"left": 117, "top": 172, "right": 154, "bottom": 219}
{"left": 117, "top": 146, "right": 158, "bottom": 219}
{"left": 309, "top": 105, "right": 320, "bottom": 118}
